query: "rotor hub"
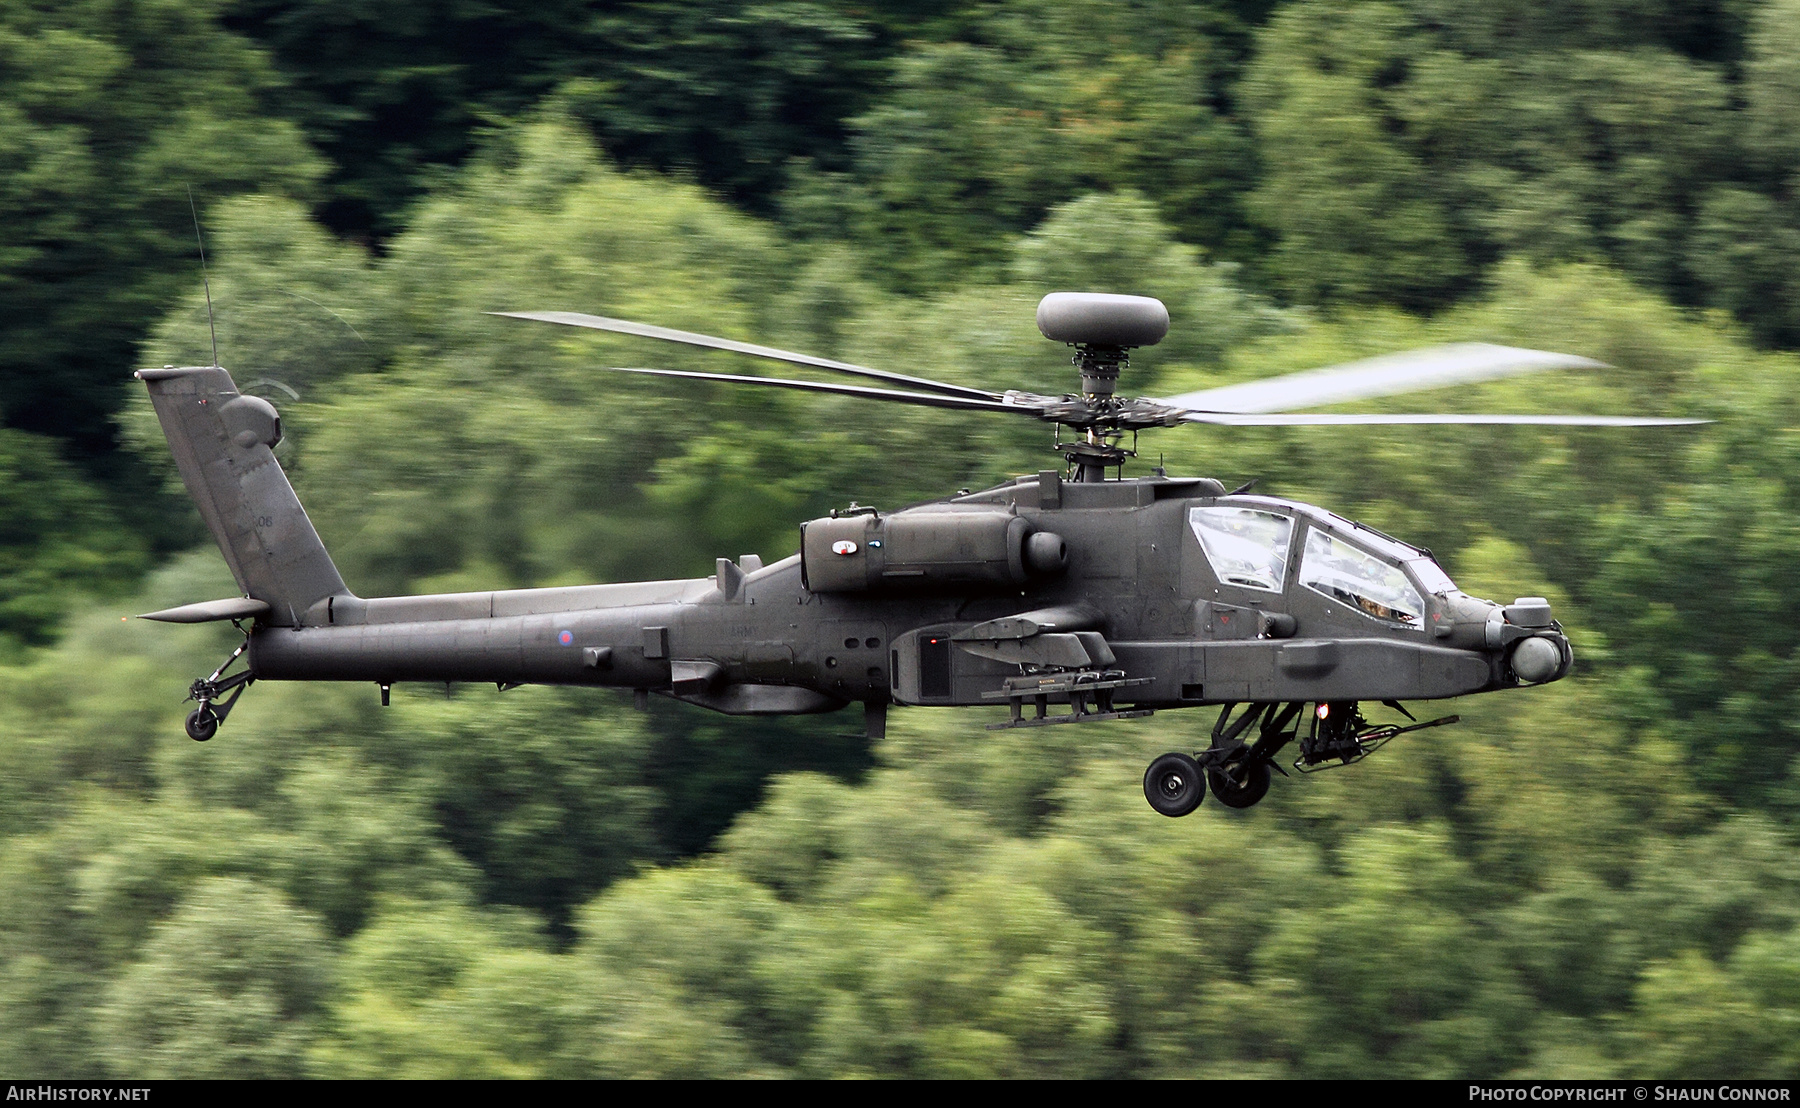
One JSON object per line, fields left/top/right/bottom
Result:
{"left": 1072, "top": 344, "right": 1128, "bottom": 399}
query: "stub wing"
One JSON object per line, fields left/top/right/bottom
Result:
{"left": 141, "top": 597, "right": 273, "bottom": 624}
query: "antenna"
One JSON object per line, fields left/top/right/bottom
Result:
{"left": 187, "top": 187, "right": 220, "bottom": 369}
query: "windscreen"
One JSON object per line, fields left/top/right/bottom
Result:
{"left": 1407, "top": 556, "right": 1456, "bottom": 596}
{"left": 1189, "top": 506, "right": 1293, "bottom": 592}
{"left": 1300, "top": 528, "right": 1425, "bottom": 628}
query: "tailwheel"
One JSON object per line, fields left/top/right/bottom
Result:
{"left": 181, "top": 630, "right": 255, "bottom": 742}
{"left": 1208, "top": 759, "right": 1271, "bottom": 809}
{"left": 185, "top": 706, "right": 220, "bottom": 742}
{"left": 1144, "top": 752, "right": 1206, "bottom": 817}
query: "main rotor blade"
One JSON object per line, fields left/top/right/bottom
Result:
{"left": 1179, "top": 411, "right": 1709, "bottom": 426}
{"left": 491, "top": 310, "right": 1004, "bottom": 402}
{"left": 1159, "top": 343, "right": 1609, "bottom": 414}
{"left": 597, "top": 366, "right": 1042, "bottom": 415}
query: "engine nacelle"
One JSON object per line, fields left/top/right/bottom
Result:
{"left": 802, "top": 509, "right": 1066, "bottom": 593}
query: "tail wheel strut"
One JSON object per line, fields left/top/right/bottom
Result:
{"left": 183, "top": 626, "right": 256, "bottom": 741}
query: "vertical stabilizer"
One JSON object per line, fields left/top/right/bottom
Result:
{"left": 137, "top": 365, "right": 350, "bottom": 626}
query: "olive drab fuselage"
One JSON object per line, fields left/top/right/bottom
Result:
{"left": 245, "top": 469, "right": 1567, "bottom": 715}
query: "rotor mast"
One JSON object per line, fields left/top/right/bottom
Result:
{"left": 1060, "top": 341, "right": 1134, "bottom": 483}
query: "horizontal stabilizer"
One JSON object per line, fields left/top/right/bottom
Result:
{"left": 140, "top": 597, "right": 272, "bottom": 624}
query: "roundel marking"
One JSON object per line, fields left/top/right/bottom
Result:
{"left": 832, "top": 539, "right": 859, "bottom": 555}
{"left": 558, "top": 629, "right": 574, "bottom": 645}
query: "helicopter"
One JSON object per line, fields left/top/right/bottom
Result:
{"left": 136, "top": 292, "right": 1703, "bottom": 814}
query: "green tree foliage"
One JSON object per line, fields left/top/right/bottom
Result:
{"left": 0, "top": 430, "right": 148, "bottom": 652}
{"left": 138, "top": 194, "right": 384, "bottom": 394}
{"left": 1686, "top": 0, "right": 1800, "bottom": 346}
{"left": 0, "top": 0, "right": 321, "bottom": 453}
{"left": 225, "top": 1, "right": 892, "bottom": 237}
{"left": 292, "top": 686, "right": 1800, "bottom": 1077}
{"left": 1010, "top": 190, "right": 1298, "bottom": 367}
{"left": 94, "top": 877, "right": 334, "bottom": 1078}
{"left": 365, "top": 693, "right": 659, "bottom": 931}
{"left": 220, "top": 0, "right": 600, "bottom": 239}
{"left": 4, "top": 237, "right": 1796, "bottom": 1081}
{"left": 99, "top": 122, "right": 1800, "bottom": 1072}
{"left": 310, "top": 902, "right": 572, "bottom": 1078}
{"left": 1242, "top": 0, "right": 1738, "bottom": 310}
{"left": 1743, "top": 0, "right": 1800, "bottom": 174}
{"left": 567, "top": 2, "right": 883, "bottom": 210}
{"left": 1243, "top": 3, "right": 1472, "bottom": 308}
{"left": 13, "top": 0, "right": 1800, "bottom": 1081}
{"left": 785, "top": 1, "right": 1257, "bottom": 291}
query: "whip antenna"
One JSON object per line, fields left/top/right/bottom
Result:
{"left": 187, "top": 186, "right": 220, "bottom": 369}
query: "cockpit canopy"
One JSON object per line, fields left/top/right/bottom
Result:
{"left": 1189, "top": 498, "right": 1457, "bottom": 630}
{"left": 1188, "top": 506, "right": 1291, "bottom": 592}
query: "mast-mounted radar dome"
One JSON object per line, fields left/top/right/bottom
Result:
{"left": 1036, "top": 292, "right": 1170, "bottom": 348}
{"left": 1036, "top": 292, "right": 1169, "bottom": 399}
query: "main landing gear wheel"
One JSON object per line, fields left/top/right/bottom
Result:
{"left": 1208, "top": 759, "right": 1271, "bottom": 809}
{"left": 185, "top": 707, "right": 219, "bottom": 742}
{"left": 1144, "top": 752, "right": 1206, "bottom": 817}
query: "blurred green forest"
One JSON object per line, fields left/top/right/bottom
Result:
{"left": 6, "top": 0, "right": 1800, "bottom": 1078}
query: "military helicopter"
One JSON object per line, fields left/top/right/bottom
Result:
{"left": 137, "top": 293, "right": 1702, "bottom": 813}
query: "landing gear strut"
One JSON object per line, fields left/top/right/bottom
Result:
{"left": 1142, "top": 703, "right": 1304, "bottom": 815}
{"left": 1139, "top": 701, "right": 1464, "bottom": 815}
{"left": 1200, "top": 701, "right": 1302, "bottom": 809}
{"left": 183, "top": 626, "right": 256, "bottom": 742}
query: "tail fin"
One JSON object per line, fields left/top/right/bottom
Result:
{"left": 137, "top": 365, "right": 350, "bottom": 626}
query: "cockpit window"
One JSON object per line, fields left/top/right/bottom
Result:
{"left": 1300, "top": 528, "right": 1425, "bottom": 628}
{"left": 1407, "top": 557, "right": 1455, "bottom": 597}
{"left": 1190, "top": 507, "right": 1292, "bottom": 592}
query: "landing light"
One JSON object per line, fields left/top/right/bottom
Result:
{"left": 1316, "top": 703, "right": 1330, "bottom": 720}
